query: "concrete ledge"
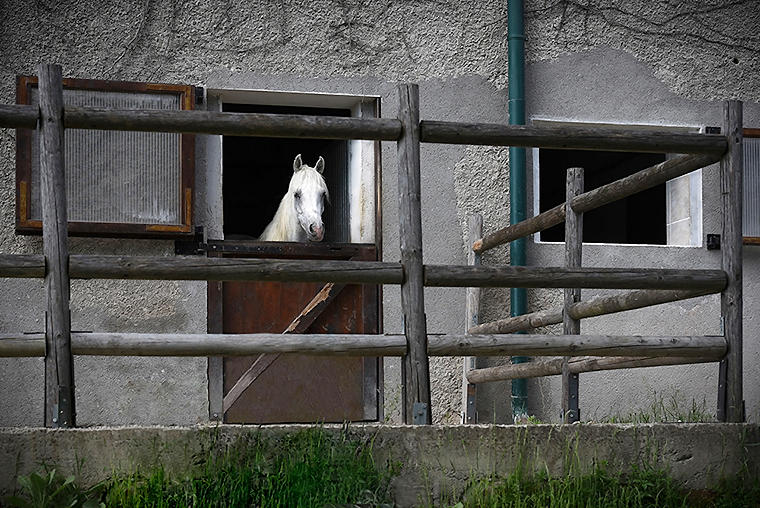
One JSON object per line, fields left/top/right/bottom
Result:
{"left": 1, "top": 424, "right": 757, "bottom": 507}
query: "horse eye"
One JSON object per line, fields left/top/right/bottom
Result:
{"left": 293, "top": 191, "right": 301, "bottom": 200}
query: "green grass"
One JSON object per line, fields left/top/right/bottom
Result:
{"left": 102, "top": 428, "right": 396, "bottom": 508}
{"left": 7, "top": 427, "right": 758, "bottom": 508}
{"left": 597, "top": 391, "right": 713, "bottom": 424}
{"left": 451, "top": 464, "right": 760, "bottom": 508}
{"left": 45, "top": 428, "right": 397, "bottom": 508}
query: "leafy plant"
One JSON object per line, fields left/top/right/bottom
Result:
{"left": 5, "top": 469, "right": 104, "bottom": 508}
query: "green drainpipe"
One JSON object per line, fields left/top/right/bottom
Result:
{"left": 508, "top": 0, "right": 529, "bottom": 421}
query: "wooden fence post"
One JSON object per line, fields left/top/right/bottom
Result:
{"left": 397, "top": 83, "right": 431, "bottom": 424}
{"left": 39, "top": 64, "right": 75, "bottom": 428}
{"left": 462, "top": 214, "right": 482, "bottom": 423}
{"left": 718, "top": 100, "right": 744, "bottom": 422}
{"left": 562, "top": 167, "right": 583, "bottom": 423}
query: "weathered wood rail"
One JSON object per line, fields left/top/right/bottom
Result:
{"left": 0, "top": 254, "right": 728, "bottom": 291}
{"left": 0, "top": 332, "right": 727, "bottom": 359}
{"left": 0, "top": 63, "right": 744, "bottom": 426}
{"left": 469, "top": 288, "right": 715, "bottom": 335}
{"left": 466, "top": 355, "right": 719, "bottom": 384}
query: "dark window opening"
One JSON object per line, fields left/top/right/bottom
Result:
{"left": 539, "top": 150, "right": 667, "bottom": 244}
{"left": 223, "top": 103, "right": 350, "bottom": 242}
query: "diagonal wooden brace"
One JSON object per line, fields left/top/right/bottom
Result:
{"left": 222, "top": 281, "right": 346, "bottom": 413}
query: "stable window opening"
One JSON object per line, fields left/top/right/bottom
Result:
{"left": 533, "top": 122, "right": 703, "bottom": 246}
{"left": 217, "top": 92, "right": 380, "bottom": 245}
{"left": 223, "top": 103, "right": 350, "bottom": 243}
{"left": 538, "top": 149, "right": 667, "bottom": 244}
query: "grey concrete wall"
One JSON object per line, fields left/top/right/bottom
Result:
{"left": 1, "top": 424, "right": 757, "bottom": 507}
{"left": 0, "top": 0, "right": 758, "bottom": 426}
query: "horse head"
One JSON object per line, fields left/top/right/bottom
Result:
{"left": 290, "top": 154, "right": 329, "bottom": 242}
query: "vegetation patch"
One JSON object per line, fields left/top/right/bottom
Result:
{"left": 5, "top": 427, "right": 758, "bottom": 507}
{"left": 449, "top": 464, "right": 759, "bottom": 508}
{"left": 6, "top": 428, "right": 397, "bottom": 508}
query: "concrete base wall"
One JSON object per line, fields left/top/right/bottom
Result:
{"left": 1, "top": 424, "right": 757, "bottom": 507}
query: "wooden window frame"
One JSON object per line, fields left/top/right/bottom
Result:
{"left": 744, "top": 128, "right": 760, "bottom": 245}
{"left": 15, "top": 75, "right": 195, "bottom": 238}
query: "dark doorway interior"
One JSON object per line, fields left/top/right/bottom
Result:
{"left": 223, "top": 103, "right": 350, "bottom": 242}
{"left": 539, "top": 150, "right": 667, "bottom": 244}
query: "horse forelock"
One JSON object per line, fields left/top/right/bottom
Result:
{"left": 289, "top": 165, "right": 329, "bottom": 199}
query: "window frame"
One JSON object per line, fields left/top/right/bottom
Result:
{"left": 15, "top": 75, "right": 195, "bottom": 238}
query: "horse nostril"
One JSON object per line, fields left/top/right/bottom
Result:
{"left": 309, "top": 224, "right": 316, "bottom": 233}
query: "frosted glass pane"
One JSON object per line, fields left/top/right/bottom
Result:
{"left": 745, "top": 137, "right": 760, "bottom": 237}
{"left": 29, "top": 88, "right": 182, "bottom": 225}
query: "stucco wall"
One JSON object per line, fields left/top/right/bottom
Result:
{"left": 0, "top": 0, "right": 758, "bottom": 425}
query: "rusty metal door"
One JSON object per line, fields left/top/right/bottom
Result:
{"left": 209, "top": 242, "right": 380, "bottom": 424}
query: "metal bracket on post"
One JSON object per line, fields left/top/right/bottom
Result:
{"left": 413, "top": 402, "right": 428, "bottom": 425}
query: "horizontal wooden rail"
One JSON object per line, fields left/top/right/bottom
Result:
{"left": 68, "top": 255, "right": 404, "bottom": 284}
{"left": 64, "top": 107, "right": 403, "bottom": 141}
{"left": 474, "top": 153, "right": 719, "bottom": 252}
{"left": 0, "top": 254, "right": 45, "bottom": 277}
{"left": 0, "top": 333, "right": 45, "bottom": 356}
{"left": 0, "top": 332, "right": 726, "bottom": 358}
{"left": 0, "top": 255, "right": 728, "bottom": 291}
{"left": 424, "top": 265, "right": 727, "bottom": 290}
{"left": 466, "top": 355, "right": 718, "bottom": 384}
{"left": 0, "top": 104, "right": 38, "bottom": 128}
{"left": 0, "top": 105, "right": 728, "bottom": 158}
{"left": 470, "top": 288, "right": 714, "bottom": 334}
{"left": 421, "top": 121, "right": 727, "bottom": 155}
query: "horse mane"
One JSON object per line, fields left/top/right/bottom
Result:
{"left": 259, "top": 161, "right": 328, "bottom": 242}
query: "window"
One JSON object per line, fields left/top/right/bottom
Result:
{"left": 223, "top": 103, "right": 351, "bottom": 242}
{"left": 210, "top": 90, "right": 380, "bottom": 245}
{"left": 16, "top": 76, "right": 195, "bottom": 237}
{"left": 533, "top": 121, "right": 702, "bottom": 246}
{"left": 744, "top": 128, "right": 760, "bottom": 244}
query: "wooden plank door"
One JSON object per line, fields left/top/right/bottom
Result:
{"left": 212, "top": 242, "right": 380, "bottom": 423}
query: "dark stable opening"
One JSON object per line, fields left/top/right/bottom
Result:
{"left": 222, "top": 103, "right": 350, "bottom": 242}
{"left": 539, "top": 150, "right": 667, "bottom": 244}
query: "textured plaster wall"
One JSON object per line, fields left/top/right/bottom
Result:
{"left": 0, "top": 0, "right": 758, "bottom": 426}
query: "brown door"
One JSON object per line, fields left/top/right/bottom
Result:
{"left": 212, "top": 242, "right": 380, "bottom": 424}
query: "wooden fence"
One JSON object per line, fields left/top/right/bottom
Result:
{"left": 0, "top": 64, "right": 744, "bottom": 426}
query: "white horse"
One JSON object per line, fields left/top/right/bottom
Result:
{"left": 260, "top": 154, "right": 329, "bottom": 242}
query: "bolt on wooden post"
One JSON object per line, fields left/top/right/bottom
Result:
{"left": 39, "top": 64, "right": 75, "bottom": 428}
{"left": 562, "top": 167, "right": 584, "bottom": 423}
{"left": 397, "top": 83, "right": 431, "bottom": 424}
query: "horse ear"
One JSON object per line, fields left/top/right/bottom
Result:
{"left": 293, "top": 154, "right": 303, "bottom": 172}
{"left": 315, "top": 156, "right": 325, "bottom": 174}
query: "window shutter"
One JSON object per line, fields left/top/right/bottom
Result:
{"left": 744, "top": 129, "right": 760, "bottom": 243}
{"left": 16, "top": 76, "right": 195, "bottom": 237}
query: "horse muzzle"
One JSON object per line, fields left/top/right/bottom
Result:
{"left": 307, "top": 223, "right": 324, "bottom": 242}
